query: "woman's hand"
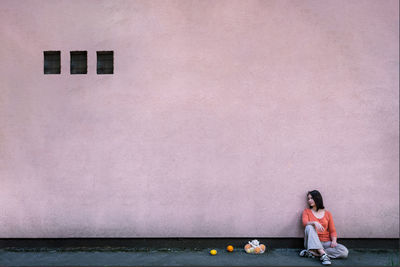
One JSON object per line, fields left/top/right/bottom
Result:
{"left": 313, "top": 222, "right": 325, "bottom": 232}
{"left": 330, "top": 241, "right": 338, "bottom": 248}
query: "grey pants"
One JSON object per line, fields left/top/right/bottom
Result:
{"left": 304, "top": 225, "right": 349, "bottom": 259}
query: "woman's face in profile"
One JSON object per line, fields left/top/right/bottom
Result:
{"left": 307, "top": 194, "right": 315, "bottom": 207}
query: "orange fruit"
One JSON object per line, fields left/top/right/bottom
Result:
{"left": 254, "top": 247, "right": 261, "bottom": 254}
{"left": 226, "top": 245, "right": 234, "bottom": 252}
{"left": 244, "top": 244, "right": 251, "bottom": 250}
{"left": 260, "top": 244, "right": 266, "bottom": 251}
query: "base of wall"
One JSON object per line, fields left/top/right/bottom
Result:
{"left": 0, "top": 238, "right": 398, "bottom": 249}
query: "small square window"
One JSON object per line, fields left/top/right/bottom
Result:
{"left": 70, "top": 51, "right": 87, "bottom": 74}
{"left": 97, "top": 51, "right": 113, "bottom": 74}
{"left": 44, "top": 51, "right": 61, "bottom": 74}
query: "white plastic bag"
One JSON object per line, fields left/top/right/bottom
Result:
{"left": 244, "top": 239, "right": 266, "bottom": 254}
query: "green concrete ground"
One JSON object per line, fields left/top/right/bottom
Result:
{"left": 0, "top": 247, "right": 398, "bottom": 266}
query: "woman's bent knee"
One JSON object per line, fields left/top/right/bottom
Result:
{"left": 341, "top": 246, "right": 349, "bottom": 258}
{"left": 305, "top": 225, "right": 315, "bottom": 232}
{"left": 334, "top": 245, "right": 349, "bottom": 259}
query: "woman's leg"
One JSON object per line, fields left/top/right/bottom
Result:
{"left": 321, "top": 241, "right": 349, "bottom": 259}
{"left": 304, "top": 225, "right": 325, "bottom": 255}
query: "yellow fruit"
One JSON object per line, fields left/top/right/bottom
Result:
{"left": 226, "top": 245, "right": 234, "bottom": 252}
{"left": 245, "top": 248, "right": 251, "bottom": 253}
{"left": 210, "top": 249, "right": 217, "bottom": 255}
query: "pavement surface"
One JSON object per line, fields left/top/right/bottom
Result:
{"left": 0, "top": 247, "right": 398, "bottom": 266}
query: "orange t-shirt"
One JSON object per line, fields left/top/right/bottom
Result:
{"left": 302, "top": 208, "right": 337, "bottom": 242}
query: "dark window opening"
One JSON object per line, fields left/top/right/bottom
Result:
{"left": 70, "top": 51, "right": 87, "bottom": 74}
{"left": 44, "top": 51, "right": 61, "bottom": 74}
{"left": 97, "top": 51, "right": 114, "bottom": 74}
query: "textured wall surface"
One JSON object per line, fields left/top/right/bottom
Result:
{"left": 0, "top": 0, "right": 398, "bottom": 238}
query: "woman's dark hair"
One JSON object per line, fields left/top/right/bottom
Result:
{"left": 307, "top": 190, "right": 325, "bottom": 211}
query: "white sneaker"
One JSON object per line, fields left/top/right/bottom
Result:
{"left": 299, "top": 249, "right": 315, "bottom": 258}
{"left": 320, "top": 254, "right": 331, "bottom": 265}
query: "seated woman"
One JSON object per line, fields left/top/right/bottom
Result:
{"left": 300, "top": 190, "right": 349, "bottom": 265}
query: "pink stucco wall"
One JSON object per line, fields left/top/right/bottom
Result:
{"left": 0, "top": 0, "right": 398, "bottom": 238}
